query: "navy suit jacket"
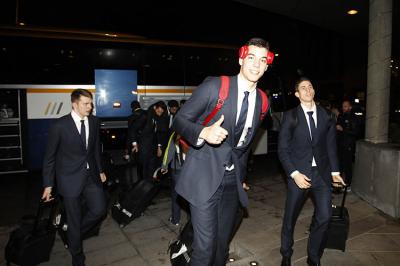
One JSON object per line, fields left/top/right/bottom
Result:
{"left": 42, "top": 114, "right": 103, "bottom": 197}
{"left": 278, "top": 105, "right": 339, "bottom": 186}
{"left": 172, "top": 76, "right": 265, "bottom": 207}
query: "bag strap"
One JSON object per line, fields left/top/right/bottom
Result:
{"left": 178, "top": 76, "right": 230, "bottom": 149}
{"left": 33, "top": 198, "right": 57, "bottom": 233}
{"left": 163, "top": 132, "right": 175, "bottom": 166}
{"left": 339, "top": 185, "right": 348, "bottom": 218}
{"left": 258, "top": 88, "right": 269, "bottom": 120}
{"left": 202, "top": 75, "right": 230, "bottom": 126}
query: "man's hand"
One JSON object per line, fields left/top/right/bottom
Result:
{"left": 42, "top": 187, "right": 54, "bottom": 202}
{"left": 336, "top": 125, "right": 343, "bottom": 131}
{"left": 199, "top": 115, "right": 228, "bottom": 145}
{"left": 242, "top": 182, "right": 250, "bottom": 191}
{"left": 160, "top": 168, "right": 168, "bottom": 174}
{"left": 157, "top": 146, "right": 162, "bottom": 157}
{"left": 131, "top": 144, "right": 139, "bottom": 153}
{"left": 332, "top": 175, "right": 346, "bottom": 187}
{"left": 293, "top": 173, "right": 312, "bottom": 189}
{"left": 100, "top": 172, "right": 107, "bottom": 183}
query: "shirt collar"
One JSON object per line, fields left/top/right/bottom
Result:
{"left": 300, "top": 102, "right": 317, "bottom": 114}
{"left": 237, "top": 74, "right": 257, "bottom": 96}
{"left": 71, "top": 110, "right": 88, "bottom": 122}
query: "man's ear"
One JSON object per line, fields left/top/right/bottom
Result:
{"left": 294, "top": 91, "right": 299, "bottom": 98}
{"left": 238, "top": 58, "right": 243, "bottom": 66}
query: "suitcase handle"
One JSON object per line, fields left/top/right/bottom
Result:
{"left": 337, "top": 185, "right": 348, "bottom": 219}
{"left": 33, "top": 199, "right": 57, "bottom": 233}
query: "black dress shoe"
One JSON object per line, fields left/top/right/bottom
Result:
{"left": 306, "top": 257, "right": 320, "bottom": 266}
{"left": 281, "top": 256, "right": 291, "bottom": 266}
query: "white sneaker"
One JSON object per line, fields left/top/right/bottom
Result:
{"left": 168, "top": 217, "right": 179, "bottom": 226}
{"left": 346, "top": 187, "right": 351, "bottom": 192}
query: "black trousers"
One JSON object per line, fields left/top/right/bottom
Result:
{"left": 280, "top": 167, "right": 332, "bottom": 264}
{"left": 63, "top": 171, "right": 106, "bottom": 266}
{"left": 189, "top": 170, "right": 239, "bottom": 266}
{"left": 170, "top": 170, "right": 182, "bottom": 224}
{"left": 339, "top": 146, "right": 354, "bottom": 185}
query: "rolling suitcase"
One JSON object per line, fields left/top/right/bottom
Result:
{"left": 5, "top": 200, "right": 57, "bottom": 266}
{"left": 325, "top": 186, "right": 350, "bottom": 251}
{"left": 111, "top": 178, "right": 160, "bottom": 227}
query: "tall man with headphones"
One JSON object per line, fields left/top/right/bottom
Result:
{"left": 172, "top": 38, "right": 273, "bottom": 266}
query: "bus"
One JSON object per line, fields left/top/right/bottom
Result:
{"left": 0, "top": 34, "right": 280, "bottom": 173}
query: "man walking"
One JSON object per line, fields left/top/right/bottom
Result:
{"left": 42, "top": 89, "right": 107, "bottom": 266}
{"left": 173, "top": 37, "right": 272, "bottom": 266}
{"left": 278, "top": 77, "right": 345, "bottom": 266}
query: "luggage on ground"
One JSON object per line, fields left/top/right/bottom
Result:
{"left": 168, "top": 208, "right": 244, "bottom": 266}
{"left": 5, "top": 200, "right": 57, "bottom": 266}
{"left": 111, "top": 178, "right": 160, "bottom": 227}
{"left": 325, "top": 186, "right": 350, "bottom": 251}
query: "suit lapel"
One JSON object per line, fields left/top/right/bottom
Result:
{"left": 297, "top": 106, "right": 312, "bottom": 143}
{"left": 228, "top": 76, "right": 238, "bottom": 147}
{"left": 68, "top": 114, "right": 82, "bottom": 145}
{"left": 68, "top": 113, "right": 88, "bottom": 151}
{"left": 88, "top": 116, "right": 94, "bottom": 150}
{"left": 314, "top": 106, "right": 324, "bottom": 144}
{"left": 240, "top": 90, "right": 261, "bottom": 147}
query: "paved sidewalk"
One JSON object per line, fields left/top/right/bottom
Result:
{"left": 1, "top": 155, "right": 400, "bottom": 265}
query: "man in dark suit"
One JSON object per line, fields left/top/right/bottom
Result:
{"left": 125, "top": 100, "right": 147, "bottom": 181}
{"left": 336, "top": 100, "right": 361, "bottom": 190}
{"left": 133, "top": 101, "right": 168, "bottom": 179}
{"left": 172, "top": 38, "right": 271, "bottom": 266}
{"left": 278, "top": 77, "right": 345, "bottom": 266}
{"left": 42, "top": 89, "right": 107, "bottom": 266}
{"left": 167, "top": 99, "right": 179, "bottom": 130}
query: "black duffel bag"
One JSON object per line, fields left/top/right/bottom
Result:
{"left": 5, "top": 200, "right": 57, "bottom": 266}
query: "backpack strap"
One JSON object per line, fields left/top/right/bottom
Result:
{"left": 179, "top": 76, "right": 230, "bottom": 149}
{"left": 202, "top": 76, "right": 230, "bottom": 126}
{"left": 257, "top": 88, "right": 269, "bottom": 120}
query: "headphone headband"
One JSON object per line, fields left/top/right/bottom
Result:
{"left": 238, "top": 45, "right": 274, "bottom": 65}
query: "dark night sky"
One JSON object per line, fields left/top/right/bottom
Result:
{"left": 1, "top": 0, "right": 398, "bottom": 105}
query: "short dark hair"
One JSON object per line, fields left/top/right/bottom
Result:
{"left": 71, "top": 89, "right": 93, "bottom": 103}
{"left": 245, "top": 38, "right": 270, "bottom": 50}
{"left": 168, "top": 100, "right": 179, "bottom": 108}
{"left": 130, "top": 100, "right": 141, "bottom": 110}
{"left": 294, "top": 77, "right": 312, "bottom": 92}
{"left": 154, "top": 100, "right": 167, "bottom": 111}
{"left": 342, "top": 99, "right": 352, "bottom": 106}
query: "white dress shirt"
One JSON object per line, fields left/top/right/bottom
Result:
{"left": 236, "top": 76, "right": 257, "bottom": 147}
{"left": 71, "top": 110, "right": 89, "bottom": 148}
{"left": 196, "top": 75, "right": 257, "bottom": 170}
{"left": 290, "top": 103, "right": 339, "bottom": 178}
{"left": 301, "top": 103, "right": 317, "bottom": 167}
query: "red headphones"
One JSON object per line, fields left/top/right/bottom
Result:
{"left": 238, "top": 45, "right": 275, "bottom": 65}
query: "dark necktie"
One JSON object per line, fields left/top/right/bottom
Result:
{"left": 307, "top": 111, "right": 317, "bottom": 140}
{"left": 235, "top": 91, "right": 249, "bottom": 145}
{"left": 80, "top": 119, "right": 86, "bottom": 148}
